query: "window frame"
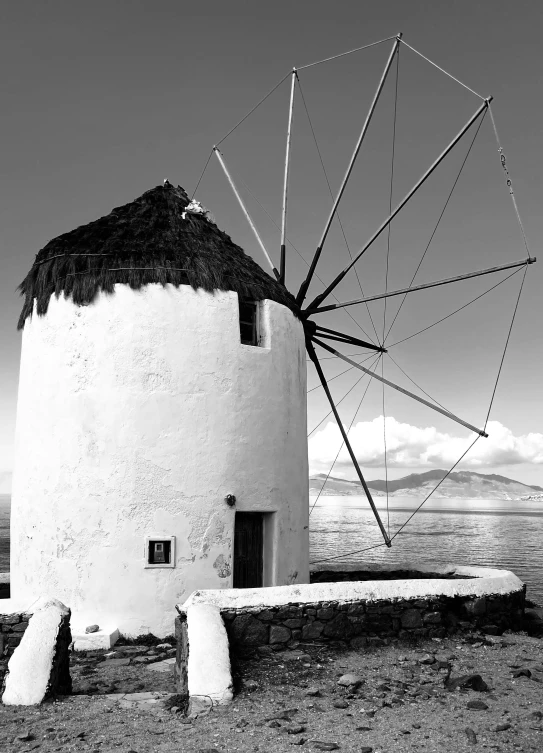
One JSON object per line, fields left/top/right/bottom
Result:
{"left": 239, "top": 299, "right": 260, "bottom": 347}
{"left": 144, "top": 535, "right": 176, "bottom": 569}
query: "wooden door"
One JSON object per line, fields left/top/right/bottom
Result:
{"left": 233, "top": 512, "right": 263, "bottom": 588}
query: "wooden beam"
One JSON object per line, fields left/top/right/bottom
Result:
{"left": 280, "top": 69, "right": 297, "bottom": 285}
{"left": 214, "top": 148, "right": 280, "bottom": 279}
{"left": 306, "top": 339, "right": 392, "bottom": 546}
{"left": 296, "top": 36, "right": 402, "bottom": 306}
{"left": 306, "top": 256, "right": 536, "bottom": 314}
{"left": 314, "top": 325, "right": 386, "bottom": 352}
{"left": 313, "top": 337, "right": 489, "bottom": 437}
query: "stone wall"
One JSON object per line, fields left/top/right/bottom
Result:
{"left": 220, "top": 591, "right": 525, "bottom": 654}
{"left": 0, "top": 611, "right": 30, "bottom": 689}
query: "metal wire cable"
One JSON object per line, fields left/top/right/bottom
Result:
{"left": 384, "top": 111, "right": 486, "bottom": 343}
{"left": 307, "top": 371, "right": 367, "bottom": 439}
{"left": 310, "top": 540, "right": 390, "bottom": 565}
{"left": 399, "top": 40, "right": 485, "bottom": 101}
{"left": 381, "top": 358, "right": 390, "bottom": 535}
{"left": 483, "top": 265, "right": 528, "bottom": 430}
{"left": 390, "top": 435, "right": 482, "bottom": 540}
{"left": 215, "top": 72, "right": 291, "bottom": 147}
{"left": 191, "top": 149, "right": 214, "bottom": 199}
{"left": 307, "top": 351, "right": 369, "bottom": 361}
{"left": 387, "top": 266, "right": 522, "bottom": 348}
{"left": 296, "top": 76, "right": 381, "bottom": 344}
{"left": 379, "top": 50, "right": 399, "bottom": 535}
{"left": 307, "top": 353, "right": 377, "bottom": 392}
{"left": 386, "top": 352, "right": 449, "bottom": 412}
{"left": 297, "top": 35, "right": 398, "bottom": 71}
{"left": 309, "top": 354, "right": 381, "bottom": 516}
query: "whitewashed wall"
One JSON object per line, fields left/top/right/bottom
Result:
{"left": 10, "top": 284, "right": 308, "bottom": 636}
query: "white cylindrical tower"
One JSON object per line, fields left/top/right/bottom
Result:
{"left": 10, "top": 183, "right": 308, "bottom": 636}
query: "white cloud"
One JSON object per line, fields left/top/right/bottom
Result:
{"left": 308, "top": 417, "right": 543, "bottom": 476}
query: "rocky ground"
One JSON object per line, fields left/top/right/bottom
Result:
{"left": 0, "top": 630, "right": 542, "bottom": 752}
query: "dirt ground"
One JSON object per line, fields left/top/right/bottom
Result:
{"left": 1, "top": 630, "right": 542, "bottom": 753}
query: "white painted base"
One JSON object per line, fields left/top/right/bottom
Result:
{"left": 186, "top": 604, "right": 233, "bottom": 705}
{"left": 181, "top": 563, "right": 524, "bottom": 611}
{"left": 72, "top": 627, "right": 120, "bottom": 651}
{"left": 11, "top": 286, "right": 309, "bottom": 637}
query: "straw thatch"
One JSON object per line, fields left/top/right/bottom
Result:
{"left": 17, "top": 182, "right": 298, "bottom": 329}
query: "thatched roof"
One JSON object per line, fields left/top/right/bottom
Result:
{"left": 17, "top": 182, "right": 298, "bottom": 329}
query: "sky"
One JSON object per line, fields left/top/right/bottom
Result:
{"left": 1, "top": 0, "right": 542, "bottom": 489}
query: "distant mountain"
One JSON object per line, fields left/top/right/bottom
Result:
{"left": 309, "top": 470, "right": 543, "bottom": 500}
{"left": 0, "top": 472, "right": 12, "bottom": 495}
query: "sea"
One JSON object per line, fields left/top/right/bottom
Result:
{"left": 1, "top": 493, "right": 542, "bottom": 604}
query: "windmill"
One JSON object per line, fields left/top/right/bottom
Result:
{"left": 10, "top": 34, "right": 536, "bottom": 636}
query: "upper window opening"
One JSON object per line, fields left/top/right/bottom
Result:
{"left": 239, "top": 300, "right": 259, "bottom": 346}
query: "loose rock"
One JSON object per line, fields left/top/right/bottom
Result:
{"left": 465, "top": 727, "right": 477, "bottom": 744}
{"left": 467, "top": 699, "right": 489, "bottom": 710}
{"left": 445, "top": 674, "right": 488, "bottom": 692}
{"left": 337, "top": 674, "right": 363, "bottom": 688}
{"left": 312, "top": 743, "right": 339, "bottom": 751}
{"left": 419, "top": 654, "right": 435, "bottom": 665}
{"left": 17, "top": 732, "right": 35, "bottom": 742}
{"left": 85, "top": 625, "right": 100, "bottom": 634}
{"left": 305, "top": 687, "right": 321, "bottom": 697}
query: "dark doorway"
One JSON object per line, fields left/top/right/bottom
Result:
{"left": 233, "top": 512, "right": 263, "bottom": 588}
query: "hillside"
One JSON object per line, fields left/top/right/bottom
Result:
{"left": 309, "top": 470, "right": 543, "bottom": 500}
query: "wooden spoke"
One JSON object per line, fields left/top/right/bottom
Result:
{"left": 306, "top": 256, "right": 536, "bottom": 314}
{"left": 214, "top": 148, "right": 280, "bottom": 279}
{"left": 280, "top": 69, "right": 297, "bottom": 285}
{"left": 296, "top": 36, "right": 402, "bottom": 306}
{"left": 313, "top": 337, "right": 488, "bottom": 437}
{"left": 305, "top": 98, "right": 492, "bottom": 311}
{"left": 306, "top": 339, "right": 392, "bottom": 547}
{"left": 314, "top": 324, "right": 386, "bottom": 352}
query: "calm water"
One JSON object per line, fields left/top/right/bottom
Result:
{"left": 2, "top": 494, "right": 542, "bottom": 604}
{"left": 310, "top": 495, "right": 543, "bottom": 605}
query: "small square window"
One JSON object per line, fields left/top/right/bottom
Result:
{"left": 239, "top": 300, "right": 259, "bottom": 346}
{"left": 144, "top": 536, "right": 175, "bottom": 568}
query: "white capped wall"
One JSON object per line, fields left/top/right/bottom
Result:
{"left": 10, "top": 284, "right": 308, "bottom": 636}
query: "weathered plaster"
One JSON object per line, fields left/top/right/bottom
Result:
{"left": 11, "top": 285, "right": 308, "bottom": 636}
{"left": 181, "top": 563, "right": 524, "bottom": 611}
